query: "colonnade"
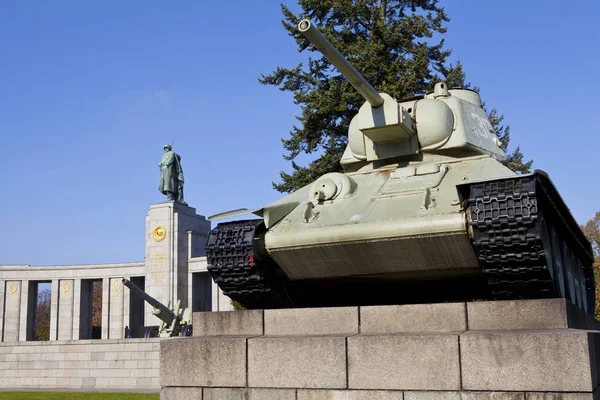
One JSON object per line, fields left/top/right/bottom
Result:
{"left": 0, "top": 202, "right": 234, "bottom": 342}
{"left": 0, "top": 263, "right": 146, "bottom": 342}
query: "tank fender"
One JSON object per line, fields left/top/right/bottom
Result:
{"left": 262, "top": 201, "right": 301, "bottom": 228}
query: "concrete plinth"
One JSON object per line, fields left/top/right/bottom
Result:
{"left": 161, "top": 299, "right": 600, "bottom": 400}
{"left": 145, "top": 202, "right": 210, "bottom": 326}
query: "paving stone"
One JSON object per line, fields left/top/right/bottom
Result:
{"left": 348, "top": 333, "right": 460, "bottom": 390}
{"left": 193, "top": 310, "right": 263, "bottom": 337}
{"left": 204, "top": 388, "right": 296, "bottom": 400}
{"left": 461, "top": 330, "right": 595, "bottom": 392}
{"left": 248, "top": 336, "right": 346, "bottom": 389}
{"left": 264, "top": 307, "right": 358, "bottom": 336}
{"left": 360, "top": 303, "right": 466, "bottom": 334}
{"left": 298, "top": 389, "right": 403, "bottom": 399}
{"left": 161, "top": 337, "right": 246, "bottom": 387}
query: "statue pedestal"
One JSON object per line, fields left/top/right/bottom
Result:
{"left": 144, "top": 201, "right": 211, "bottom": 327}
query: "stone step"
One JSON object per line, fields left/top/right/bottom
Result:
{"left": 191, "top": 298, "right": 599, "bottom": 337}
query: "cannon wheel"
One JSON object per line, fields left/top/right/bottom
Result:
{"left": 144, "top": 326, "right": 159, "bottom": 338}
{"left": 181, "top": 325, "right": 193, "bottom": 337}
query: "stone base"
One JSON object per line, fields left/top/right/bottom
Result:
{"left": 160, "top": 299, "right": 600, "bottom": 399}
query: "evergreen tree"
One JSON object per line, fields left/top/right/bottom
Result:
{"left": 582, "top": 212, "right": 600, "bottom": 318}
{"left": 259, "top": 1, "right": 532, "bottom": 193}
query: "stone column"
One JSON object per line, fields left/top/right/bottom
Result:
{"left": 72, "top": 279, "right": 82, "bottom": 340}
{"left": 0, "top": 281, "right": 4, "bottom": 341}
{"left": 49, "top": 280, "right": 59, "bottom": 341}
{"left": 3, "top": 281, "right": 21, "bottom": 342}
{"left": 109, "top": 278, "right": 124, "bottom": 339}
{"left": 123, "top": 276, "right": 131, "bottom": 338}
{"left": 144, "top": 202, "right": 210, "bottom": 326}
{"left": 101, "top": 278, "right": 110, "bottom": 339}
{"left": 18, "top": 281, "right": 31, "bottom": 341}
{"left": 56, "top": 279, "right": 75, "bottom": 340}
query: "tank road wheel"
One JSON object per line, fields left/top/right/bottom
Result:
{"left": 585, "top": 270, "right": 596, "bottom": 315}
{"left": 562, "top": 244, "right": 577, "bottom": 305}
{"left": 541, "top": 220, "right": 555, "bottom": 281}
{"left": 576, "top": 257, "right": 593, "bottom": 314}
{"left": 578, "top": 261, "right": 590, "bottom": 313}
{"left": 551, "top": 230, "right": 567, "bottom": 298}
{"left": 572, "top": 258, "right": 585, "bottom": 310}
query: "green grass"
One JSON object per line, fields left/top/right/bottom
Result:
{"left": 0, "top": 393, "right": 159, "bottom": 400}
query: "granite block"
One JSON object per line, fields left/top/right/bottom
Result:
{"left": 160, "top": 387, "right": 203, "bottom": 400}
{"left": 298, "top": 389, "right": 403, "bottom": 399}
{"left": 203, "top": 388, "right": 296, "bottom": 400}
{"left": 526, "top": 393, "right": 595, "bottom": 400}
{"left": 414, "top": 393, "right": 524, "bottom": 400}
{"left": 193, "top": 310, "right": 263, "bottom": 337}
{"left": 248, "top": 336, "right": 346, "bottom": 389}
{"left": 264, "top": 307, "right": 358, "bottom": 336}
{"left": 348, "top": 333, "right": 460, "bottom": 390}
{"left": 360, "top": 303, "right": 466, "bottom": 334}
{"left": 161, "top": 337, "right": 247, "bottom": 387}
{"left": 467, "top": 299, "right": 587, "bottom": 331}
{"left": 461, "top": 330, "right": 595, "bottom": 391}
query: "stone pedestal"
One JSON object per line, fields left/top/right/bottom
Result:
{"left": 145, "top": 202, "right": 210, "bottom": 327}
{"left": 160, "top": 298, "right": 600, "bottom": 399}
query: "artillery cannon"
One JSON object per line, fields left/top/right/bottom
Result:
{"left": 205, "top": 20, "right": 595, "bottom": 314}
{"left": 122, "top": 278, "right": 192, "bottom": 338}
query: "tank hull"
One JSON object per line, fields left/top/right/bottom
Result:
{"left": 263, "top": 156, "right": 512, "bottom": 281}
{"left": 206, "top": 157, "right": 595, "bottom": 314}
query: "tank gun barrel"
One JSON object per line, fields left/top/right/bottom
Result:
{"left": 121, "top": 278, "right": 177, "bottom": 326}
{"left": 298, "top": 19, "right": 384, "bottom": 108}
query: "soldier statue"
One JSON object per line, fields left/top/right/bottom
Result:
{"left": 158, "top": 144, "right": 186, "bottom": 204}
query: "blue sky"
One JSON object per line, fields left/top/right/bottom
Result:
{"left": 1, "top": 1, "right": 599, "bottom": 266}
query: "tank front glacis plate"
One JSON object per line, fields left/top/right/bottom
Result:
{"left": 264, "top": 157, "right": 516, "bottom": 281}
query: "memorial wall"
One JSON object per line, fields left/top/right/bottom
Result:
{"left": 0, "top": 201, "right": 233, "bottom": 391}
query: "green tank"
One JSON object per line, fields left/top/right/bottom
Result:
{"left": 206, "top": 19, "right": 595, "bottom": 314}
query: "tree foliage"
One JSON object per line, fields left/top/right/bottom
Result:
{"left": 92, "top": 280, "right": 102, "bottom": 327}
{"left": 260, "top": 0, "right": 532, "bottom": 193}
{"left": 35, "top": 288, "right": 51, "bottom": 341}
{"left": 582, "top": 211, "right": 600, "bottom": 318}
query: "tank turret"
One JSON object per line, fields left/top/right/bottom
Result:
{"left": 205, "top": 20, "right": 595, "bottom": 316}
{"left": 299, "top": 19, "right": 505, "bottom": 171}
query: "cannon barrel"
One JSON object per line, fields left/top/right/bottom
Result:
{"left": 298, "top": 19, "right": 384, "bottom": 108}
{"left": 121, "top": 278, "right": 177, "bottom": 326}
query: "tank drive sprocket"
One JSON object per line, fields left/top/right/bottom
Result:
{"left": 465, "top": 171, "right": 595, "bottom": 312}
{"left": 205, "top": 219, "right": 293, "bottom": 309}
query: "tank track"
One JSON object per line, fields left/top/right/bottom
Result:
{"left": 205, "top": 219, "right": 293, "bottom": 309}
{"left": 466, "top": 171, "right": 595, "bottom": 309}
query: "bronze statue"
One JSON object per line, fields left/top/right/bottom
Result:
{"left": 158, "top": 144, "right": 185, "bottom": 204}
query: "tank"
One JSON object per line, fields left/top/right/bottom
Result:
{"left": 205, "top": 19, "right": 596, "bottom": 314}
